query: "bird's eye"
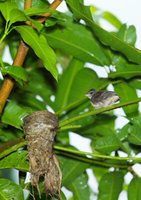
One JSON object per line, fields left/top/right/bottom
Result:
{"left": 88, "top": 89, "right": 95, "bottom": 94}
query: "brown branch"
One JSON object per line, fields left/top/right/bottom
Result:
{"left": 0, "top": 0, "right": 63, "bottom": 114}
{"left": 24, "top": 0, "right": 32, "bottom": 10}
{"left": 37, "top": 0, "right": 63, "bottom": 23}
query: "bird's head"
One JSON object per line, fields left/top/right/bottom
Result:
{"left": 85, "top": 89, "right": 96, "bottom": 99}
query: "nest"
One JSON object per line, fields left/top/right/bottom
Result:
{"left": 23, "top": 111, "right": 62, "bottom": 198}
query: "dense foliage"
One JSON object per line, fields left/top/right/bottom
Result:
{"left": 0, "top": 0, "right": 141, "bottom": 199}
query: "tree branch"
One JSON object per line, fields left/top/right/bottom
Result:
{"left": 1, "top": 139, "right": 140, "bottom": 169}
{"left": 37, "top": 0, "right": 63, "bottom": 23}
{"left": 0, "top": 0, "right": 63, "bottom": 114}
{"left": 59, "top": 97, "right": 141, "bottom": 127}
{"left": 24, "top": 0, "right": 32, "bottom": 10}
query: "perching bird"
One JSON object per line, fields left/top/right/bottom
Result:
{"left": 86, "top": 89, "right": 120, "bottom": 109}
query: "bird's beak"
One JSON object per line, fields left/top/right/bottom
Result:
{"left": 85, "top": 93, "right": 91, "bottom": 99}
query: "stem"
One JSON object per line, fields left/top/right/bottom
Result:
{"left": 59, "top": 124, "right": 82, "bottom": 131}
{"left": 0, "top": 57, "right": 4, "bottom": 68}
{"left": 54, "top": 145, "right": 141, "bottom": 163}
{"left": 0, "top": 139, "right": 131, "bottom": 169}
{"left": 57, "top": 150, "right": 129, "bottom": 168}
{"left": 59, "top": 97, "right": 141, "bottom": 127}
{"left": 0, "top": 139, "right": 27, "bottom": 159}
{"left": 0, "top": 139, "right": 140, "bottom": 169}
{"left": 0, "top": 22, "right": 10, "bottom": 44}
{"left": 128, "top": 166, "right": 140, "bottom": 177}
{"left": 0, "top": 32, "right": 7, "bottom": 44}
{"left": 0, "top": 0, "right": 63, "bottom": 114}
{"left": 56, "top": 80, "right": 123, "bottom": 117}
{"left": 56, "top": 97, "right": 87, "bottom": 116}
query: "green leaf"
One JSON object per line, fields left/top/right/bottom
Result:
{"left": 125, "top": 25, "right": 137, "bottom": 46}
{"left": 117, "top": 123, "right": 130, "bottom": 141}
{"left": 0, "top": 2, "right": 17, "bottom": 22}
{"left": 117, "top": 126, "right": 131, "bottom": 154}
{"left": 111, "top": 24, "right": 137, "bottom": 68}
{"left": 69, "top": 174, "right": 91, "bottom": 200}
{"left": 94, "top": 135, "right": 121, "bottom": 154}
{"left": 2, "top": 100, "right": 30, "bottom": 129}
{"left": 109, "top": 64, "right": 141, "bottom": 80}
{"left": 66, "top": 0, "right": 141, "bottom": 64}
{"left": 128, "top": 124, "right": 141, "bottom": 146}
{"left": 55, "top": 59, "right": 84, "bottom": 111}
{"left": 0, "top": 139, "right": 27, "bottom": 160}
{"left": 5, "top": 0, "right": 49, "bottom": 10}
{"left": 0, "top": 150, "right": 28, "bottom": 171}
{"left": 16, "top": 93, "right": 47, "bottom": 110}
{"left": 24, "top": 7, "right": 50, "bottom": 16}
{"left": 47, "top": 11, "right": 73, "bottom": 27}
{"left": 66, "top": 0, "right": 92, "bottom": 21}
{"left": 56, "top": 131, "right": 70, "bottom": 146}
{"left": 109, "top": 25, "right": 138, "bottom": 82}
{"left": 1, "top": 65, "right": 28, "bottom": 84}
{"left": 115, "top": 24, "right": 136, "bottom": 46}
{"left": 67, "top": 68, "right": 105, "bottom": 104}
{"left": 22, "top": 68, "right": 52, "bottom": 105}
{"left": 0, "top": 178, "right": 24, "bottom": 200}
{"left": 16, "top": 25, "right": 58, "bottom": 80}
{"left": 55, "top": 59, "right": 107, "bottom": 121}
{"left": 98, "top": 171, "right": 124, "bottom": 200}
{"left": 114, "top": 82, "right": 138, "bottom": 117}
{"left": 0, "top": 2, "right": 26, "bottom": 25}
{"left": 60, "top": 155, "right": 89, "bottom": 186}
{"left": 91, "top": 6, "right": 122, "bottom": 29}
{"left": 32, "top": 0, "right": 49, "bottom": 8}
{"left": 102, "top": 11, "right": 122, "bottom": 29}
{"left": 128, "top": 177, "right": 141, "bottom": 200}
{"left": 82, "top": 114, "right": 116, "bottom": 137}
{"left": 60, "top": 191, "right": 67, "bottom": 200}
{"left": 130, "top": 113, "right": 141, "bottom": 126}
{"left": 129, "top": 79, "right": 141, "bottom": 90}
{"left": 0, "top": 128, "right": 22, "bottom": 142}
{"left": 92, "top": 165, "right": 108, "bottom": 182}
{"left": 45, "top": 22, "right": 110, "bottom": 66}
{"left": 29, "top": 18, "right": 43, "bottom": 32}
{"left": 9, "top": 9, "right": 27, "bottom": 25}
{"left": 45, "top": 18, "right": 57, "bottom": 27}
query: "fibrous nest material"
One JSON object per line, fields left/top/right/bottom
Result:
{"left": 23, "top": 111, "right": 62, "bottom": 198}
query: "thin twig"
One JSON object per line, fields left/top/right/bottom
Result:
{"left": 59, "top": 97, "right": 141, "bottom": 127}
{"left": 0, "top": 139, "right": 27, "bottom": 159}
{"left": 0, "top": 139, "right": 139, "bottom": 169}
{"left": 0, "top": 0, "right": 63, "bottom": 114}
{"left": 37, "top": 0, "right": 63, "bottom": 23}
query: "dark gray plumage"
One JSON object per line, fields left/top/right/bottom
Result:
{"left": 86, "top": 89, "right": 120, "bottom": 109}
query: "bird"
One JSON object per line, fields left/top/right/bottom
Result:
{"left": 86, "top": 89, "right": 120, "bottom": 109}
